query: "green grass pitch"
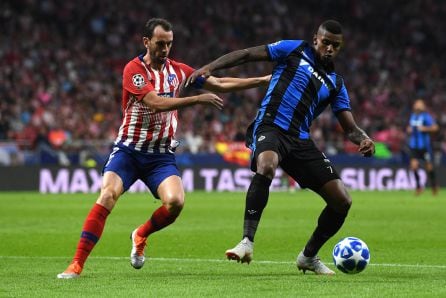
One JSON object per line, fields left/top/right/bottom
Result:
{"left": 1, "top": 190, "right": 445, "bottom": 297}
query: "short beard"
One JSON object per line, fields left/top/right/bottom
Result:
{"left": 150, "top": 54, "right": 167, "bottom": 65}
{"left": 319, "top": 57, "right": 335, "bottom": 73}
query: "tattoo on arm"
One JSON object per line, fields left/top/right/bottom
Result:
{"left": 209, "top": 46, "right": 267, "bottom": 72}
{"left": 346, "top": 125, "right": 370, "bottom": 145}
{"left": 209, "top": 49, "right": 250, "bottom": 71}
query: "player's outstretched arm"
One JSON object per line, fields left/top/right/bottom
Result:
{"left": 419, "top": 123, "right": 439, "bottom": 133}
{"left": 142, "top": 91, "right": 223, "bottom": 113}
{"left": 336, "top": 110, "right": 375, "bottom": 157}
{"left": 202, "top": 75, "right": 271, "bottom": 93}
{"left": 185, "top": 45, "right": 269, "bottom": 87}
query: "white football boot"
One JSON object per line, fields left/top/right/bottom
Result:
{"left": 57, "top": 261, "right": 82, "bottom": 279}
{"left": 296, "top": 251, "right": 335, "bottom": 275}
{"left": 130, "top": 227, "right": 147, "bottom": 269}
{"left": 225, "top": 237, "right": 254, "bottom": 264}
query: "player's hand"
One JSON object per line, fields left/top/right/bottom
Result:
{"left": 358, "top": 138, "right": 375, "bottom": 157}
{"left": 186, "top": 65, "right": 212, "bottom": 87}
{"left": 417, "top": 125, "right": 429, "bottom": 132}
{"left": 261, "top": 74, "right": 272, "bottom": 86}
{"left": 197, "top": 93, "right": 223, "bottom": 110}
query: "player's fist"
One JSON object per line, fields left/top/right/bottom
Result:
{"left": 197, "top": 93, "right": 223, "bottom": 110}
{"left": 358, "top": 138, "right": 375, "bottom": 157}
{"left": 261, "top": 74, "right": 272, "bottom": 86}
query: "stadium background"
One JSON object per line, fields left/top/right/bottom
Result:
{"left": 1, "top": 0, "right": 446, "bottom": 189}
{"left": 1, "top": 2, "right": 446, "bottom": 297}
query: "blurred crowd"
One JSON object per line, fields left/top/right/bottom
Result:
{"left": 1, "top": 0, "right": 445, "bottom": 165}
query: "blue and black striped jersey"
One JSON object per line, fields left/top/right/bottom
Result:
{"left": 409, "top": 112, "right": 435, "bottom": 150}
{"left": 249, "top": 40, "right": 351, "bottom": 144}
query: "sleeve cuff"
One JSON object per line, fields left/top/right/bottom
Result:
{"left": 191, "top": 76, "right": 206, "bottom": 89}
{"left": 265, "top": 44, "right": 273, "bottom": 61}
{"left": 333, "top": 108, "right": 351, "bottom": 115}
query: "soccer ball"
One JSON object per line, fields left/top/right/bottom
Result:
{"left": 332, "top": 237, "right": 370, "bottom": 274}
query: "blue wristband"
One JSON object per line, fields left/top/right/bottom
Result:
{"left": 191, "top": 76, "right": 206, "bottom": 89}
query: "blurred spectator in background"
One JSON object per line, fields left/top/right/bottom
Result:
{"left": 1, "top": 0, "right": 445, "bottom": 165}
{"left": 34, "top": 125, "right": 71, "bottom": 166}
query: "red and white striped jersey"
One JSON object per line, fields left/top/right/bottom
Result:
{"left": 115, "top": 55, "right": 194, "bottom": 153}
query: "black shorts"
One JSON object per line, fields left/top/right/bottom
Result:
{"left": 410, "top": 148, "right": 432, "bottom": 162}
{"left": 251, "top": 125, "right": 340, "bottom": 191}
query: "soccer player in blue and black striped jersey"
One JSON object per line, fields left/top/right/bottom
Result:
{"left": 188, "top": 20, "right": 375, "bottom": 275}
{"left": 407, "top": 99, "right": 439, "bottom": 195}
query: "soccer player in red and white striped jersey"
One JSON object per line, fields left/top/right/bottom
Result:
{"left": 57, "top": 18, "right": 270, "bottom": 278}
{"left": 118, "top": 53, "right": 195, "bottom": 153}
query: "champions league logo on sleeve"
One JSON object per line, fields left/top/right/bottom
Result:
{"left": 132, "top": 74, "right": 146, "bottom": 89}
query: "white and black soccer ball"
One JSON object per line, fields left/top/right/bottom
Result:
{"left": 332, "top": 237, "right": 370, "bottom": 274}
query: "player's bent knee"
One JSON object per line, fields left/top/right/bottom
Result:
{"left": 319, "top": 180, "right": 351, "bottom": 214}
{"left": 335, "top": 186, "right": 352, "bottom": 214}
{"left": 163, "top": 194, "right": 185, "bottom": 215}
{"left": 97, "top": 188, "right": 120, "bottom": 210}
{"left": 337, "top": 196, "right": 352, "bottom": 214}
{"left": 256, "top": 163, "right": 277, "bottom": 179}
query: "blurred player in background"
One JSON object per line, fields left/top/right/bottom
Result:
{"left": 407, "top": 99, "right": 439, "bottom": 195}
{"left": 57, "top": 18, "right": 270, "bottom": 279}
{"left": 282, "top": 172, "right": 298, "bottom": 192}
{"left": 188, "top": 20, "right": 375, "bottom": 275}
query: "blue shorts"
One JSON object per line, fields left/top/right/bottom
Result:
{"left": 103, "top": 144, "right": 179, "bottom": 198}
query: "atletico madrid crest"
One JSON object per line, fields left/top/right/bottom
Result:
{"left": 168, "top": 74, "right": 179, "bottom": 88}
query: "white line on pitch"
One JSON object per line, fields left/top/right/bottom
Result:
{"left": 0, "top": 255, "right": 445, "bottom": 269}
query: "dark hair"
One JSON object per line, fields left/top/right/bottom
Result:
{"left": 143, "top": 18, "right": 173, "bottom": 38}
{"left": 320, "top": 20, "right": 342, "bottom": 34}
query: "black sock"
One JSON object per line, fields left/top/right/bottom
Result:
{"left": 303, "top": 206, "right": 347, "bottom": 257}
{"left": 243, "top": 173, "right": 272, "bottom": 242}
{"left": 413, "top": 170, "right": 420, "bottom": 189}
{"left": 428, "top": 170, "right": 437, "bottom": 188}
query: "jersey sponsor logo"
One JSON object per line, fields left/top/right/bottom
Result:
{"left": 307, "top": 65, "right": 329, "bottom": 89}
{"left": 132, "top": 74, "right": 146, "bottom": 88}
{"left": 158, "top": 92, "right": 174, "bottom": 98}
{"left": 167, "top": 74, "right": 179, "bottom": 88}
